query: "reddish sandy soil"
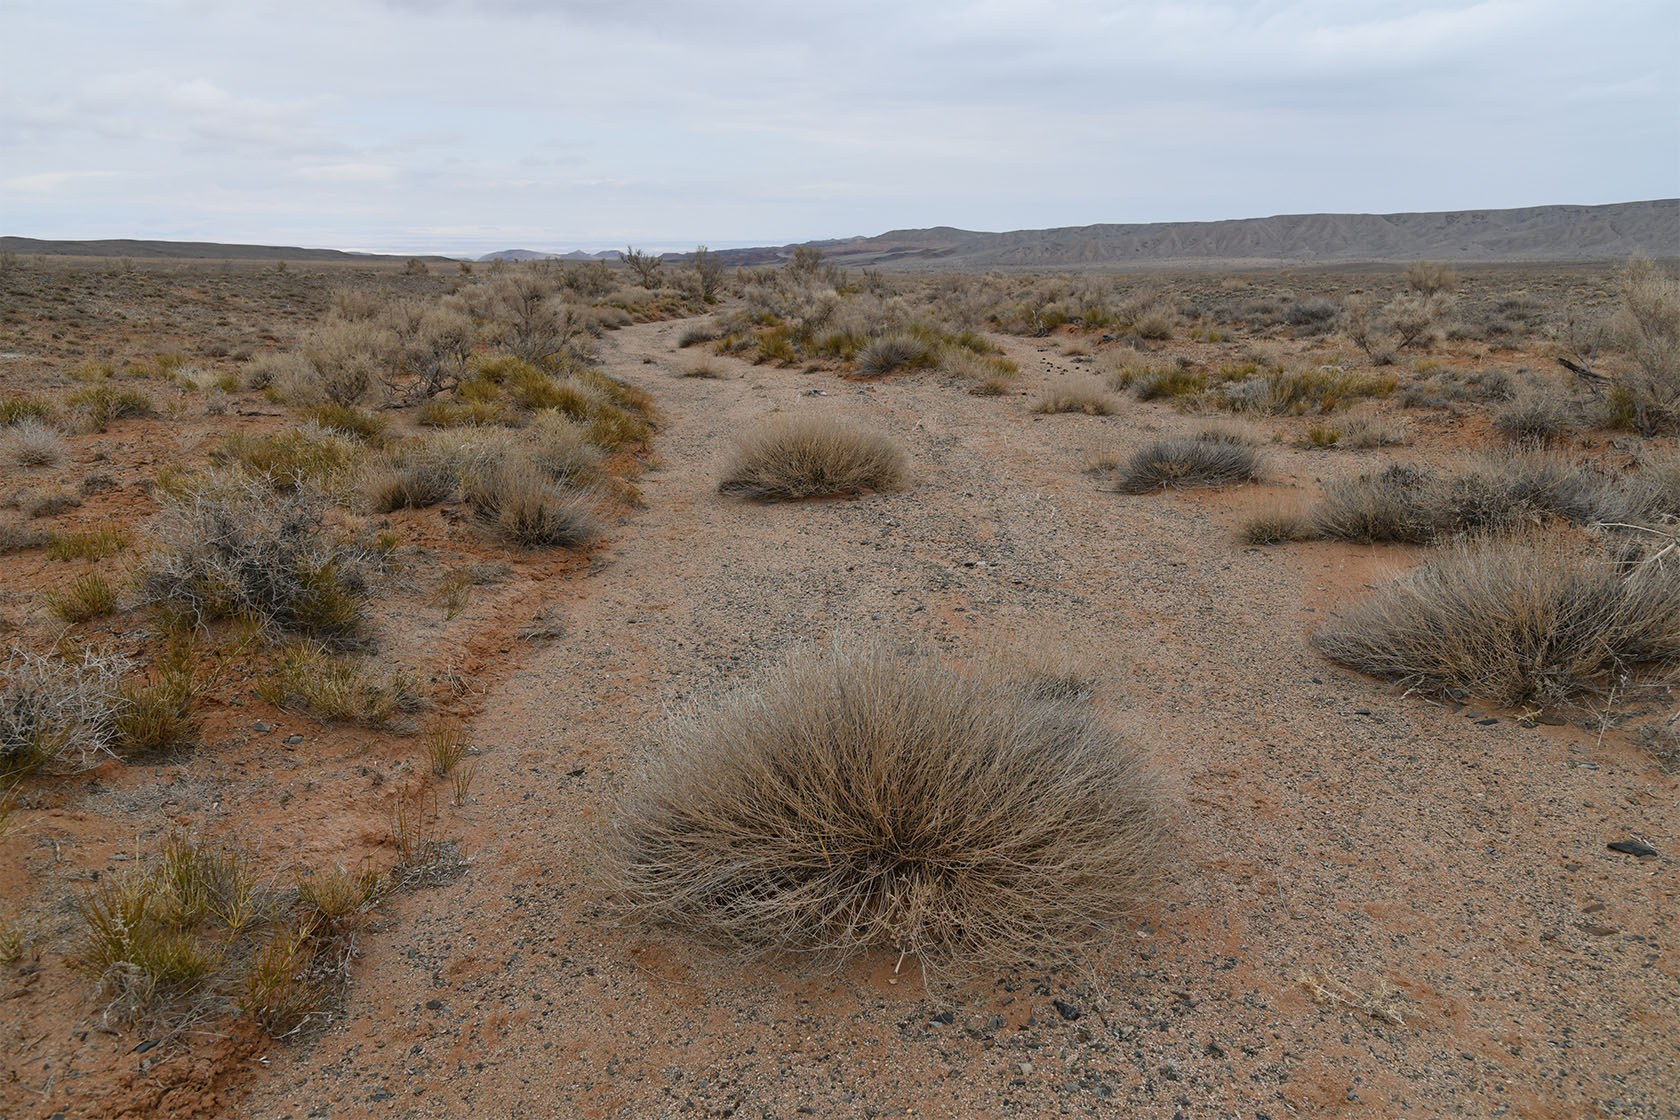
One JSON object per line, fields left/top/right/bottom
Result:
{"left": 2, "top": 270, "right": 1675, "bottom": 1119}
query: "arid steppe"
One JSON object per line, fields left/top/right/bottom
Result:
{"left": 0, "top": 253, "right": 1675, "bottom": 1118}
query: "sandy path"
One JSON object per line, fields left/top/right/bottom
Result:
{"left": 237, "top": 319, "right": 1677, "bottom": 1119}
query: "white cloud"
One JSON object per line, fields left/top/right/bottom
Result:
{"left": 0, "top": 0, "right": 1672, "bottom": 250}
{"left": 1, "top": 170, "right": 120, "bottom": 192}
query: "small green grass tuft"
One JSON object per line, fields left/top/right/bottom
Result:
{"left": 45, "top": 571, "right": 121, "bottom": 623}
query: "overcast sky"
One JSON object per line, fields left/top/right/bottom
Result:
{"left": 3, "top": 0, "right": 1676, "bottom": 255}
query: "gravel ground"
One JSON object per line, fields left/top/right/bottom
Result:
{"left": 236, "top": 317, "right": 1678, "bottom": 1120}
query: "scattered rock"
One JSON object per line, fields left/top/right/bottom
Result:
{"left": 1052, "top": 999, "right": 1081, "bottom": 1021}
{"left": 1607, "top": 839, "right": 1658, "bottom": 858}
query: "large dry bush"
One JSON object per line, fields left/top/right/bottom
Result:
{"left": 602, "top": 640, "right": 1166, "bottom": 967}
{"left": 719, "top": 415, "right": 908, "bottom": 500}
{"left": 1610, "top": 255, "right": 1680, "bottom": 432}
{"left": 297, "top": 319, "right": 397, "bottom": 407}
{"left": 139, "top": 479, "right": 380, "bottom": 649}
{"left": 1310, "top": 456, "right": 1671, "bottom": 545}
{"left": 1313, "top": 535, "right": 1680, "bottom": 708}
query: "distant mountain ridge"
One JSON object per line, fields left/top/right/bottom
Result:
{"left": 0, "top": 237, "right": 454, "bottom": 263}
{"left": 7, "top": 200, "right": 1674, "bottom": 270}
{"left": 711, "top": 200, "right": 1679, "bottom": 271}
{"left": 478, "top": 248, "right": 619, "bottom": 262}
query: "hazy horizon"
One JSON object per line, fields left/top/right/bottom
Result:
{"left": 5, "top": 2, "right": 1676, "bottom": 256}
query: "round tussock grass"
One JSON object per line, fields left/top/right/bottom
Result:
{"left": 602, "top": 640, "right": 1166, "bottom": 969}
{"left": 464, "top": 460, "right": 600, "bottom": 549}
{"left": 1114, "top": 436, "right": 1261, "bottom": 494}
{"left": 719, "top": 415, "right": 908, "bottom": 500}
{"left": 1312, "top": 534, "right": 1680, "bottom": 709}
{"left": 855, "top": 335, "right": 935, "bottom": 377}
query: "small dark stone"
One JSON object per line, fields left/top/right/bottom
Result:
{"left": 930, "top": 1010, "right": 954, "bottom": 1026}
{"left": 425, "top": 998, "right": 444, "bottom": 1010}
{"left": 285, "top": 734, "right": 302, "bottom": 744}
{"left": 567, "top": 767, "right": 586, "bottom": 778}
{"left": 1052, "top": 999, "right": 1082, "bottom": 1021}
{"left": 369, "top": 1088, "right": 393, "bottom": 1101}
{"left": 1475, "top": 717, "right": 1498, "bottom": 726}
{"left": 133, "top": 1039, "right": 158, "bottom": 1054}
{"left": 1608, "top": 840, "right": 1659, "bottom": 858}
{"left": 253, "top": 722, "right": 272, "bottom": 733}
{"left": 1204, "top": 1039, "right": 1226, "bottom": 1059}
{"left": 1537, "top": 714, "right": 1568, "bottom": 726}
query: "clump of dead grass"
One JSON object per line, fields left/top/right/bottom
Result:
{"left": 1113, "top": 435, "right": 1262, "bottom": 494}
{"left": 1, "top": 420, "right": 66, "bottom": 468}
{"left": 464, "top": 460, "right": 601, "bottom": 549}
{"left": 602, "top": 639, "right": 1165, "bottom": 968}
{"left": 1312, "top": 534, "right": 1680, "bottom": 708}
{"left": 1032, "top": 384, "right": 1115, "bottom": 415}
{"left": 1309, "top": 456, "right": 1664, "bottom": 545}
{"left": 719, "top": 415, "right": 908, "bottom": 500}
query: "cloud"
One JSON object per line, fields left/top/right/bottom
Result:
{"left": 1, "top": 0, "right": 1672, "bottom": 250}
{"left": 298, "top": 162, "right": 400, "bottom": 182}
{"left": 1, "top": 170, "right": 120, "bottom": 192}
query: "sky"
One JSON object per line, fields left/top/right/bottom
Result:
{"left": 2, "top": 0, "right": 1676, "bottom": 256}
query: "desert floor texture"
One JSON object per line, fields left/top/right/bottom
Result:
{"left": 0, "top": 259, "right": 1674, "bottom": 1119}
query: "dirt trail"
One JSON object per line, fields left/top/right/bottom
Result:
{"left": 236, "top": 319, "right": 1677, "bottom": 1118}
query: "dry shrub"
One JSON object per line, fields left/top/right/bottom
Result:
{"left": 1032, "top": 384, "right": 1115, "bottom": 415}
{"left": 298, "top": 319, "right": 396, "bottom": 407}
{"left": 1494, "top": 390, "right": 1576, "bottom": 445}
{"left": 602, "top": 640, "right": 1165, "bottom": 968}
{"left": 1, "top": 646, "right": 128, "bottom": 776}
{"left": 363, "top": 454, "right": 455, "bottom": 512}
{"left": 1313, "top": 534, "right": 1680, "bottom": 708}
{"left": 1310, "top": 457, "right": 1661, "bottom": 545}
{"left": 525, "top": 411, "right": 601, "bottom": 487}
{"left": 301, "top": 404, "right": 387, "bottom": 443}
{"left": 73, "top": 838, "right": 258, "bottom": 1021}
{"left": 856, "top": 335, "right": 935, "bottom": 377}
{"left": 719, "top": 415, "right": 908, "bottom": 500}
{"left": 139, "top": 479, "right": 378, "bottom": 649}
{"left": 1342, "top": 415, "right": 1412, "bottom": 448}
{"left": 464, "top": 460, "right": 600, "bottom": 549}
{"left": 1610, "top": 254, "right": 1680, "bottom": 433}
{"left": 66, "top": 386, "right": 154, "bottom": 432}
{"left": 1404, "top": 260, "right": 1459, "bottom": 296}
{"left": 257, "top": 643, "right": 419, "bottom": 726}
{"left": 941, "top": 349, "right": 1021, "bottom": 395}
{"left": 215, "top": 424, "right": 361, "bottom": 491}
{"left": 1114, "top": 435, "right": 1262, "bottom": 494}
{"left": 1, "top": 420, "right": 65, "bottom": 468}
{"left": 1241, "top": 501, "right": 1317, "bottom": 545}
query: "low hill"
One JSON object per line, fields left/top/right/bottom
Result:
{"left": 710, "top": 200, "right": 1679, "bottom": 271}
{"left": 0, "top": 237, "right": 452, "bottom": 263}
